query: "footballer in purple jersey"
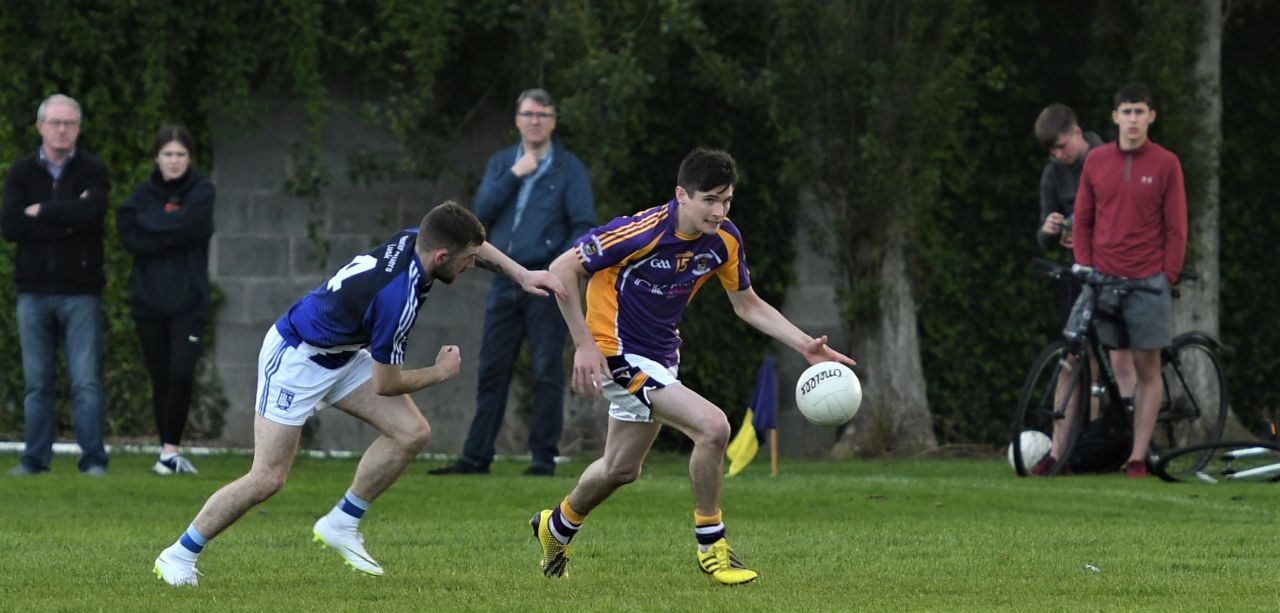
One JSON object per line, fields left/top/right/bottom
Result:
{"left": 154, "top": 202, "right": 565, "bottom": 587}
{"left": 530, "top": 149, "right": 857, "bottom": 586}
{"left": 574, "top": 198, "right": 750, "bottom": 367}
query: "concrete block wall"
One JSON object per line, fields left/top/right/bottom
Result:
{"left": 208, "top": 101, "right": 607, "bottom": 457}
{"left": 772, "top": 191, "right": 852, "bottom": 458}
{"left": 208, "top": 100, "right": 838, "bottom": 460}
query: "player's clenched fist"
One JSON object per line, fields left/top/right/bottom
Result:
{"left": 434, "top": 345, "right": 462, "bottom": 381}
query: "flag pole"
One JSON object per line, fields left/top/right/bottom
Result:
{"left": 768, "top": 429, "right": 778, "bottom": 477}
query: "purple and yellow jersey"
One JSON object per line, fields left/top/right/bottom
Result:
{"left": 574, "top": 199, "right": 751, "bottom": 367}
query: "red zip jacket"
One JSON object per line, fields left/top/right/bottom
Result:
{"left": 1073, "top": 140, "right": 1187, "bottom": 285}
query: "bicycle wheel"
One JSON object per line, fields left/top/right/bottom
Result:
{"left": 1152, "top": 333, "right": 1229, "bottom": 465}
{"left": 1012, "top": 340, "right": 1090, "bottom": 476}
{"left": 1150, "top": 440, "right": 1280, "bottom": 483}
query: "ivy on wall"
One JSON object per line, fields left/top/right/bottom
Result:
{"left": 0, "top": 1, "right": 250, "bottom": 438}
{"left": 1, "top": 0, "right": 1274, "bottom": 446}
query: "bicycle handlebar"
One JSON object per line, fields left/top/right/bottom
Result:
{"left": 1032, "top": 257, "right": 1194, "bottom": 296}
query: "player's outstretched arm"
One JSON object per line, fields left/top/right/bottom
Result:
{"left": 475, "top": 241, "right": 567, "bottom": 299}
{"left": 549, "top": 249, "right": 609, "bottom": 396}
{"left": 726, "top": 287, "right": 857, "bottom": 367}
{"left": 370, "top": 345, "right": 463, "bottom": 396}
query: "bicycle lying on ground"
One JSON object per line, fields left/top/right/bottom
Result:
{"left": 1150, "top": 440, "right": 1280, "bottom": 483}
{"left": 1011, "top": 259, "right": 1229, "bottom": 477}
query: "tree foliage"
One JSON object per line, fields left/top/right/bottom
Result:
{"left": 1, "top": 0, "right": 1274, "bottom": 447}
{"left": 1220, "top": 0, "right": 1280, "bottom": 431}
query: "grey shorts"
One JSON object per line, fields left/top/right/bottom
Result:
{"left": 1094, "top": 272, "right": 1172, "bottom": 350}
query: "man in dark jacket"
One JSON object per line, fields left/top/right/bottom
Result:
{"left": 430, "top": 88, "right": 596, "bottom": 477}
{"left": 1035, "top": 103, "right": 1104, "bottom": 255}
{"left": 1, "top": 94, "right": 111, "bottom": 476}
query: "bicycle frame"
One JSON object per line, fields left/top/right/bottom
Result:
{"left": 1151, "top": 440, "right": 1280, "bottom": 483}
{"left": 1013, "top": 259, "right": 1228, "bottom": 477}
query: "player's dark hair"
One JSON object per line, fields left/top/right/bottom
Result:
{"left": 1113, "top": 82, "right": 1153, "bottom": 109}
{"left": 1034, "top": 104, "right": 1078, "bottom": 150}
{"left": 677, "top": 149, "right": 737, "bottom": 194}
{"left": 153, "top": 125, "right": 195, "bottom": 159}
{"left": 418, "top": 201, "right": 485, "bottom": 253}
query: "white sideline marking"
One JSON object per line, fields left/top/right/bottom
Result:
{"left": 855, "top": 473, "right": 1279, "bottom": 517}
{"left": 0, "top": 441, "right": 567, "bottom": 463}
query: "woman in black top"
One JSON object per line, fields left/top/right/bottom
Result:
{"left": 117, "top": 126, "right": 215, "bottom": 475}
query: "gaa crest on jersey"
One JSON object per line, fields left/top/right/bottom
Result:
{"left": 276, "top": 389, "right": 296, "bottom": 411}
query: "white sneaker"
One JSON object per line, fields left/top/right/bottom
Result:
{"left": 153, "top": 549, "right": 200, "bottom": 587}
{"left": 153, "top": 456, "right": 199, "bottom": 476}
{"left": 313, "top": 516, "right": 384, "bottom": 576}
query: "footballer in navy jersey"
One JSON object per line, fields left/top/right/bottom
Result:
{"left": 529, "top": 149, "right": 856, "bottom": 586}
{"left": 155, "top": 202, "right": 565, "bottom": 586}
{"left": 276, "top": 228, "right": 435, "bottom": 369}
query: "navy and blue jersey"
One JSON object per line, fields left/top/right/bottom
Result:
{"left": 275, "top": 229, "right": 434, "bottom": 369}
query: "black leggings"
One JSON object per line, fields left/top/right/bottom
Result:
{"left": 134, "top": 314, "right": 206, "bottom": 447}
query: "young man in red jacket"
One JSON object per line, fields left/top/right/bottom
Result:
{"left": 1072, "top": 82, "right": 1188, "bottom": 478}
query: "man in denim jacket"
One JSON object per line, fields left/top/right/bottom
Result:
{"left": 431, "top": 88, "right": 596, "bottom": 477}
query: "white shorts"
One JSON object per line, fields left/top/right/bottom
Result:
{"left": 602, "top": 354, "right": 680, "bottom": 423}
{"left": 255, "top": 325, "right": 373, "bottom": 426}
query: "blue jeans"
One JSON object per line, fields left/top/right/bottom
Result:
{"left": 16, "top": 293, "right": 107, "bottom": 472}
{"left": 461, "top": 277, "right": 567, "bottom": 468}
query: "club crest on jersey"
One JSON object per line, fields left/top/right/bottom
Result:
{"left": 581, "top": 237, "right": 602, "bottom": 260}
{"left": 276, "top": 389, "right": 296, "bottom": 411}
{"left": 692, "top": 254, "right": 715, "bottom": 275}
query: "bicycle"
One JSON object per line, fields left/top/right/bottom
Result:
{"left": 1011, "top": 259, "right": 1229, "bottom": 477}
{"left": 1150, "top": 440, "right": 1280, "bottom": 483}
{"left": 1151, "top": 416, "right": 1279, "bottom": 483}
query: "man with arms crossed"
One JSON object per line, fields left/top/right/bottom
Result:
{"left": 1073, "top": 83, "right": 1187, "bottom": 479}
{"left": 2, "top": 94, "right": 110, "bottom": 476}
{"left": 530, "top": 149, "right": 855, "bottom": 585}
{"left": 154, "top": 202, "right": 564, "bottom": 586}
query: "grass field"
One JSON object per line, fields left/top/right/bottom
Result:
{"left": 1, "top": 450, "right": 1277, "bottom": 612}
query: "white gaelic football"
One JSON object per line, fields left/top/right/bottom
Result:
{"left": 795, "top": 362, "right": 862, "bottom": 427}
{"left": 1007, "top": 430, "right": 1052, "bottom": 469}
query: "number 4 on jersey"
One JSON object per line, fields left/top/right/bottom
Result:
{"left": 327, "top": 255, "right": 378, "bottom": 291}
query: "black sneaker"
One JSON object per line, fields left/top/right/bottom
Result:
{"left": 7, "top": 463, "right": 47, "bottom": 477}
{"left": 153, "top": 456, "right": 198, "bottom": 475}
{"left": 427, "top": 460, "right": 489, "bottom": 475}
{"left": 524, "top": 464, "right": 555, "bottom": 477}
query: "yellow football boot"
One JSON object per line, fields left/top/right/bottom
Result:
{"left": 697, "top": 538, "right": 758, "bottom": 585}
{"left": 530, "top": 509, "right": 571, "bottom": 577}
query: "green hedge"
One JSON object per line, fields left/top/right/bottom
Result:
{"left": 2, "top": 0, "right": 1274, "bottom": 448}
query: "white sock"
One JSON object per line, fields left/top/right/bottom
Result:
{"left": 160, "top": 452, "right": 178, "bottom": 462}
{"left": 326, "top": 506, "right": 359, "bottom": 531}
{"left": 325, "top": 490, "right": 368, "bottom": 532}
{"left": 165, "top": 541, "right": 199, "bottom": 565}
